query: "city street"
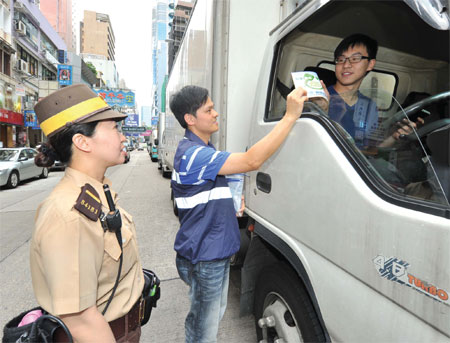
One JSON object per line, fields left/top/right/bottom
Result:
{"left": 0, "top": 150, "right": 256, "bottom": 342}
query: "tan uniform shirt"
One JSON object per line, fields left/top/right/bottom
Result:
{"left": 30, "top": 167, "right": 144, "bottom": 322}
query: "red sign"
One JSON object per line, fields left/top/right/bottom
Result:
{"left": 0, "top": 109, "right": 24, "bottom": 126}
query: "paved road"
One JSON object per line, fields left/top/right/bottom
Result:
{"left": 0, "top": 150, "right": 256, "bottom": 342}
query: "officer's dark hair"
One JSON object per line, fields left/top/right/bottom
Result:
{"left": 334, "top": 33, "right": 378, "bottom": 60}
{"left": 170, "top": 86, "right": 209, "bottom": 129}
{"left": 35, "top": 122, "right": 98, "bottom": 167}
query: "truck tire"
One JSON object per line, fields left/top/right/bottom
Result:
{"left": 7, "top": 171, "right": 19, "bottom": 188}
{"left": 171, "top": 190, "right": 179, "bottom": 217}
{"left": 254, "top": 262, "right": 326, "bottom": 343}
{"left": 162, "top": 168, "right": 171, "bottom": 179}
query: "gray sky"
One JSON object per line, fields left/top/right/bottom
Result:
{"left": 73, "top": 0, "right": 155, "bottom": 111}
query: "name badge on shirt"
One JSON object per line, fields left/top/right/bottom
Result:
{"left": 74, "top": 183, "right": 102, "bottom": 221}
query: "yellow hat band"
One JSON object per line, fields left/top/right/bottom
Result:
{"left": 40, "top": 97, "right": 110, "bottom": 136}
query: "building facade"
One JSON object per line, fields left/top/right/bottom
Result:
{"left": 152, "top": 0, "right": 170, "bottom": 116}
{"left": 81, "top": 53, "right": 118, "bottom": 88}
{"left": 141, "top": 105, "right": 151, "bottom": 128}
{"left": 80, "top": 10, "right": 115, "bottom": 61}
{"left": 39, "top": 0, "right": 75, "bottom": 52}
{"left": 0, "top": 0, "right": 66, "bottom": 148}
{"left": 167, "top": 0, "right": 193, "bottom": 73}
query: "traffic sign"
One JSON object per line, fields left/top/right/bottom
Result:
{"left": 122, "top": 126, "right": 146, "bottom": 133}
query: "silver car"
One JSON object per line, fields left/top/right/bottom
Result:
{"left": 0, "top": 148, "right": 49, "bottom": 189}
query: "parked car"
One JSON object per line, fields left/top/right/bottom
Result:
{"left": 124, "top": 148, "right": 130, "bottom": 163}
{"left": 50, "top": 160, "right": 66, "bottom": 171}
{"left": 0, "top": 148, "right": 49, "bottom": 189}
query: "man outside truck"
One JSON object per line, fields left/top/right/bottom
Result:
{"left": 169, "top": 85, "right": 307, "bottom": 343}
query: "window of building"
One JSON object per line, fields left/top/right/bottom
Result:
{"left": 40, "top": 34, "right": 57, "bottom": 59}
{"left": 0, "top": 48, "right": 11, "bottom": 76}
{"left": 42, "top": 65, "right": 56, "bottom": 80}
{"left": 14, "top": 12, "right": 38, "bottom": 46}
{"left": 17, "top": 45, "right": 38, "bottom": 76}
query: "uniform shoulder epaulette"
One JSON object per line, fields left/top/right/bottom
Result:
{"left": 74, "top": 183, "right": 102, "bottom": 221}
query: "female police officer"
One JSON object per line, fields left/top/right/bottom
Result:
{"left": 31, "top": 84, "right": 144, "bottom": 342}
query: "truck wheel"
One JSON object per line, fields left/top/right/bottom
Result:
{"left": 162, "top": 168, "right": 171, "bottom": 179}
{"left": 254, "top": 262, "right": 325, "bottom": 343}
{"left": 40, "top": 168, "right": 49, "bottom": 179}
{"left": 7, "top": 171, "right": 20, "bottom": 188}
{"left": 158, "top": 161, "right": 162, "bottom": 170}
{"left": 171, "top": 190, "right": 179, "bottom": 217}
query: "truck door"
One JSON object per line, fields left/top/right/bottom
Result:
{"left": 246, "top": 1, "right": 449, "bottom": 341}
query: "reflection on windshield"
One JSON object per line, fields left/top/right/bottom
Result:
{"left": 326, "top": 89, "right": 450, "bottom": 208}
{"left": 0, "top": 150, "right": 19, "bottom": 162}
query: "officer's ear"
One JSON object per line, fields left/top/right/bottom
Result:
{"left": 72, "top": 133, "right": 92, "bottom": 153}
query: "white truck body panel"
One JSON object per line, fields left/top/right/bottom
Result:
{"left": 163, "top": 0, "right": 295, "bottom": 172}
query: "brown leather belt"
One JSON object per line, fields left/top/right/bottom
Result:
{"left": 54, "top": 299, "right": 143, "bottom": 342}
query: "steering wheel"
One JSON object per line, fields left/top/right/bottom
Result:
{"left": 387, "top": 90, "right": 450, "bottom": 127}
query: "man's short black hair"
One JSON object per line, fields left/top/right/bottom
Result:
{"left": 334, "top": 34, "right": 378, "bottom": 60}
{"left": 169, "top": 86, "right": 209, "bottom": 129}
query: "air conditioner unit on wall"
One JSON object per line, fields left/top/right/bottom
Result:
{"left": 19, "top": 60, "right": 28, "bottom": 72}
{"left": 15, "top": 21, "right": 27, "bottom": 35}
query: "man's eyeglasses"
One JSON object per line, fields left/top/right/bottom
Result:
{"left": 335, "top": 54, "right": 370, "bottom": 64}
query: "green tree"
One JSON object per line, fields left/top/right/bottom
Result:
{"left": 86, "top": 62, "right": 97, "bottom": 76}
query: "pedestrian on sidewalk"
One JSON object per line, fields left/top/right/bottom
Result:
{"left": 170, "top": 85, "right": 308, "bottom": 343}
{"left": 32, "top": 84, "right": 145, "bottom": 343}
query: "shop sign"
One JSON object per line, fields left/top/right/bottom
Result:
{"left": 24, "top": 110, "right": 40, "bottom": 129}
{"left": 94, "top": 89, "right": 135, "bottom": 107}
{"left": 16, "top": 85, "right": 26, "bottom": 97}
{"left": 0, "top": 109, "right": 24, "bottom": 126}
{"left": 124, "top": 114, "right": 139, "bottom": 127}
{"left": 57, "top": 65, "right": 73, "bottom": 86}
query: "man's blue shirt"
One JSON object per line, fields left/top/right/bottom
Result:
{"left": 327, "top": 86, "right": 378, "bottom": 147}
{"left": 171, "top": 130, "right": 240, "bottom": 264}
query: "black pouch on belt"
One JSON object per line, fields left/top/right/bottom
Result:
{"left": 140, "top": 269, "right": 161, "bottom": 326}
{"left": 2, "top": 307, "right": 73, "bottom": 343}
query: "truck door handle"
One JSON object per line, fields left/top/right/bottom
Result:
{"left": 256, "top": 172, "right": 271, "bottom": 193}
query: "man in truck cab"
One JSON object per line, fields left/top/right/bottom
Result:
{"left": 326, "top": 33, "right": 423, "bottom": 149}
{"left": 169, "top": 85, "right": 307, "bottom": 343}
{"left": 327, "top": 33, "right": 379, "bottom": 148}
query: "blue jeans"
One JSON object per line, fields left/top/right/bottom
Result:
{"left": 176, "top": 255, "right": 230, "bottom": 343}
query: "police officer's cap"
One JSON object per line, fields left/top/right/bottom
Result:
{"left": 34, "top": 84, "right": 127, "bottom": 137}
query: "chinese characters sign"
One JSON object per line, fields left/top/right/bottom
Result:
{"left": 57, "top": 65, "right": 72, "bottom": 86}
{"left": 0, "top": 109, "right": 24, "bottom": 126}
{"left": 94, "top": 89, "right": 135, "bottom": 107}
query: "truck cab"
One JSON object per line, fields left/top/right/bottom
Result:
{"left": 243, "top": 1, "right": 449, "bottom": 342}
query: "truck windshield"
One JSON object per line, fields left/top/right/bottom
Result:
{"left": 327, "top": 88, "right": 450, "bottom": 208}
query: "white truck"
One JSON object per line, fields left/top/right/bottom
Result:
{"left": 163, "top": 0, "right": 450, "bottom": 341}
